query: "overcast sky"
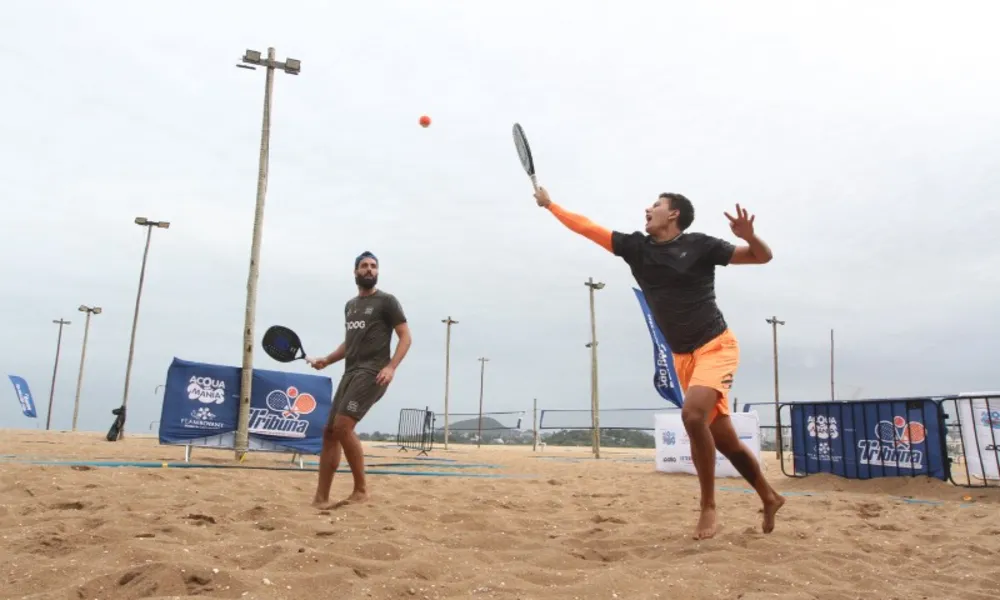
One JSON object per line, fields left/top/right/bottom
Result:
{"left": 2, "top": 1, "right": 998, "bottom": 439}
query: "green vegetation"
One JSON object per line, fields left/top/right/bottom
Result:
{"left": 361, "top": 415, "right": 656, "bottom": 448}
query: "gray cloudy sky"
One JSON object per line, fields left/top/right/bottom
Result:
{"left": 3, "top": 1, "right": 999, "bottom": 437}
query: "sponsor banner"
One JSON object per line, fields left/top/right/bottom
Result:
{"left": 654, "top": 411, "right": 761, "bottom": 477}
{"left": 790, "top": 399, "right": 948, "bottom": 480}
{"left": 158, "top": 357, "right": 332, "bottom": 454}
{"left": 8, "top": 375, "right": 38, "bottom": 418}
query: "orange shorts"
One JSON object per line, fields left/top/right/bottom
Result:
{"left": 673, "top": 328, "right": 740, "bottom": 423}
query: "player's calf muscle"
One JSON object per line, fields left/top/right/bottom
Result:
{"left": 721, "top": 446, "right": 761, "bottom": 487}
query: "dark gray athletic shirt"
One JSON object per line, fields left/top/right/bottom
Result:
{"left": 342, "top": 290, "right": 407, "bottom": 373}
{"left": 611, "top": 231, "right": 735, "bottom": 354}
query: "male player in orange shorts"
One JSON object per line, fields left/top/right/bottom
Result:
{"left": 535, "top": 187, "right": 785, "bottom": 540}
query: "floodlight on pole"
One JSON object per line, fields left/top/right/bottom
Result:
{"left": 72, "top": 305, "right": 102, "bottom": 432}
{"left": 116, "top": 217, "right": 169, "bottom": 440}
{"left": 233, "top": 46, "right": 302, "bottom": 460}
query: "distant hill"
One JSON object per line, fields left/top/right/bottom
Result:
{"left": 437, "top": 416, "right": 508, "bottom": 432}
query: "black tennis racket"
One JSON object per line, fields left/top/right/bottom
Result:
{"left": 512, "top": 122, "right": 538, "bottom": 191}
{"left": 261, "top": 325, "right": 307, "bottom": 363}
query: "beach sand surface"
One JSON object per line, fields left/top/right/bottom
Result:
{"left": 1, "top": 430, "right": 998, "bottom": 600}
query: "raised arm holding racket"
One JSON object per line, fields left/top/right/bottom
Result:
{"left": 513, "top": 122, "right": 784, "bottom": 541}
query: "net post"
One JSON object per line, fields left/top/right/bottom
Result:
{"left": 532, "top": 398, "right": 538, "bottom": 452}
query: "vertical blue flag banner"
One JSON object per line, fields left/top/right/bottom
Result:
{"left": 8, "top": 375, "right": 38, "bottom": 418}
{"left": 632, "top": 287, "right": 684, "bottom": 408}
{"left": 158, "top": 357, "right": 333, "bottom": 455}
{"left": 790, "top": 398, "right": 949, "bottom": 481}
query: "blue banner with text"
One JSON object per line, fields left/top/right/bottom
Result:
{"left": 8, "top": 375, "right": 38, "bottom": 418}
{"left": 158, "top": 357, "right": 333, "bottom": 454}
{"left": 790, "top": 398, "right": 948, "bottom": 480}
{"left": 632, "top": 288, "right": 684, "bottom": 408}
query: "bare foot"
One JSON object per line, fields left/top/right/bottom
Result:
{"left": 693, "top": 506, "right": 718, "bottom": 540}
{"left": 762, "top": 493, "right": 786, "bottom": 533}
{"left": 331, "top": 490, "right": 369, "bottom": 508}
{"left": 311, "top": 498, "right": 337, "bottom": 510}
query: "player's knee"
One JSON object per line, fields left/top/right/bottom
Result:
{"left": 322, "top": 423, "right": 338, "bottom": 443}
{"left": 331, "top": 415, "right": 357, "bottom": 438}
{"left": 681, "top": 405, "right": 709, "bottom": 429}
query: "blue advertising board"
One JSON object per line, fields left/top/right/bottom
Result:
{"left": 158, "top": 357, "right": 333, "bottom": 455}
{"left": 632, "top": 287, "right": 684, "bottom": 408}
{"left": 790, "top": 398, "right": 948, "bottom": 481}
{"left": 8, "top": 375, "right": 38, "bottom": 418}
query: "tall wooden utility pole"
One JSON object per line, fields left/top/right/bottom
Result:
{"left": 476, "top": 357, "right": 489, "bottom": 448}
{"left": 234, "top": 46, "right": 301, "bottom": 459}
{"left": 766, "top": 316, "right": 785, "bottom": 458}
{"left": 441, "top": 316, "right": 458, "bottom": 449}
{"left": 46, "top": 318, "right": 71, "bottom": 430}
{"left": 829, "top": 328, "right": 835, "bottom": 401}
{"left": 585, "top": 277, "right": 605, "bottom": 459}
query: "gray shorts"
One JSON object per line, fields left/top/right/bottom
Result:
{"left": 330, "top": 369, "right": 387, "bottom": 423}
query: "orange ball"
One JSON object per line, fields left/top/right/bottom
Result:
{"left": 419, "top": 115, "right": 431, "bottom": 128}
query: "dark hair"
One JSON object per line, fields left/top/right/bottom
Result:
{"left": 659, "top": 193, "right": 694, "bottom": 231}
{"left": 354, "top": 251, "right": 378, "bottom": 269}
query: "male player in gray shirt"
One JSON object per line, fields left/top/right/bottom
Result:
{"left": 306, "top": 251, "right": 412, "bottom": 508}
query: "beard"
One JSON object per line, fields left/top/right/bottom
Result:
{"left": 355, "top": 274, "right": 378, "bottom": 289}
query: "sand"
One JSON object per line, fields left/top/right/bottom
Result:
{"left": 1, "top": 430, "right": 998, "bottom": 600}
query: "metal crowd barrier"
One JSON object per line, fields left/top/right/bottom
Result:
{"left": 767, "top": 394, "right": 999, "bottom": 488}
{"left": 936, "top": 393, "right": 1000, "bottom": 488}
{"left": 396, "top": 407, "right": 435, "bottom": 456}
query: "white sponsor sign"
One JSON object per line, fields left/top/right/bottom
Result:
{"left": 956, "top": 392, "right": 1000, "bottom": 481}
{"left": 654, "top": 411, "right": 762, "bottom": 478}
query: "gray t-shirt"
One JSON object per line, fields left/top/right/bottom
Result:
{"left": 343, "top": 290, "right": 407, "bottom": 373}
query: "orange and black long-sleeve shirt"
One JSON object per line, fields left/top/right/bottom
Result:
{"left": 547, "top": 203, "right": 736, "bottom": 354}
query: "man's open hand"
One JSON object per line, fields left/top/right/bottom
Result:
{"left": 725, "top": 203, "right": 756, "bottom": 240}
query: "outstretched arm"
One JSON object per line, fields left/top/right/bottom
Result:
{"left": 725, "top": 204, "right": 773, "bottom": 265}
{"left": 536, "top": 188, "right": 613, "bottom": 253}
{"left": 730, "top": 235, "right": 773, "bottom": 264}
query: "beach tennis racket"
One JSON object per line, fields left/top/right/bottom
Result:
{"left": 512, "top": 122, "right": 538, "bottom": 191}
{"left": 261, "top": 325, "right": 307, "bottom": 363}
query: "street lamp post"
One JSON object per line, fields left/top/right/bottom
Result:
{"left": 72, "top": 305, "right": 102, "bottom": 432}
{"left": 766, "top": 315, "right": 785, "bottom": 458}
{"left": 233, "top": 47, "right": 301, "bottom": 460}
{"left": 441, "top": 316, "right": 458, "bottom": 449}
{"left": 46, "top": 318, "right": 71, "bottom": 430}
{"left": 117, "top": 217, "right": 170, "bottom": 440}
{"left": 585, "top": 277, "right": 605, "bottom": 459}
{"left": 477, "top": 357, "right": 489, "bottom": 448}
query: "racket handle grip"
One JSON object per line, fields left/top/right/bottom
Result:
{"left": 529, "top": 174, "right": 538, "bottom": 191}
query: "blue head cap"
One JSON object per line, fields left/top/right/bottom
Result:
{"left": 354, "top": 251, "right": 378, "bottom": 269}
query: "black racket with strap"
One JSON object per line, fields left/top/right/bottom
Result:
{"left": 261, "top": 325, "right": 307, "bottom": 363}
{"left": 512, "top": 122, "right": 539, "bottom": 191}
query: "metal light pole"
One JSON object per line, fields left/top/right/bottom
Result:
{"left": 72, "top": 305, "right": 102, "bottom": 432}
{"left": 46, "top": 318, "right": 71, "bottom": 430}
{"left": 477, "top": 357, "right": 489, "bottom": 448}
{"left": 117, "top": 217, "right": 170, "bottom": 441}
{"left": 532, "top": 398, "right": 538, "bottom": 452}
{"left": 585, "top": 277, "right": 605, "bottom": 459}
{"left": 233, "top": 47, "right": 302, "bottom": 460}
{"left": 830, "top": 328, "right": 835, "bottom": 401}
{"left": 441, "top": 316, "right": 458, "bottom": 449}
{"left": 766, "top": 316, "right": 785, "bottom": 458}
